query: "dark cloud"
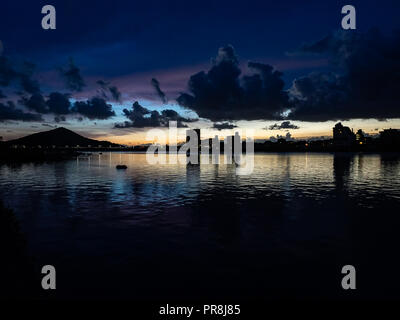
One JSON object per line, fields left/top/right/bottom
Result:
{"left": 0, "top": 56, "right": 18, "bottom": 87}
{"left": 288, "top": 29, "right": 400, "bottom": 121}
{"left": 212, "top": 122, "right": 237, "bottom": 130}
{"left": 0, "top": 90, "right": 5, "bottom": 99}
{"left": 47, "top": 92, "right": 71, "bottom": 114}
{"left": 114, "top": 101, "right": 196, "bottom": 128}
{"left": 150, "top": 78, "right": 167, "bottom": 103}
{"left": 54, "top": 115, "right": 66, "bottom": 123}
{"left": 96, "top": 80, "right": 108, "bottom": 87}
{"left": 0, "top": 56, "right": 40, "bottom": 94}
{"left": 109, "top": 86, "right": 121, "bottom": 102}
{"left": 22, "top": 93, "right": 47, "bottom": 113}
{"left": 177, "top": 45, "right": 288, "bottom": 121}
{"left": 268, "top": 121, "right": 299, "bottom": 130}
{"left": 96, "top": 80, "right": 121, "bottom": 102}
{"left": 0, "top": 101, "right": 43, "bottom": 122}
{"left": 42, "top": 123, "right": 56, "bottom": 128}
{"left": 60, "top": 59, "right": 86, "bottom": 92}
{"left": 96, "top": 80, "right": 109, "bottom": 99}
{"left": 22, "top": 91, "right": 115, "bottom": 120}
{"left": 22, "top": 92, "right": 71, "bottom": 115}
{"left": 19, "top": 61, "right": 40, "bottom": 94}
{"left": 72, "top": 97, "right": 116, "bottom": 120}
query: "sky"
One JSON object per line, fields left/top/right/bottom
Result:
{"left": 1, "top": 0, "right": 400, "bottom": 145}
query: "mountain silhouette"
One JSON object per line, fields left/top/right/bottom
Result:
{"left": 5, "top": 127, "right": 121, "bottom": 147}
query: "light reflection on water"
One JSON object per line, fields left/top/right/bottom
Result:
{"left": 1, "top": 152, "right": 400, "bottom": 236}
{"left": 1, "top": 153, "right": 399, "bottom": 214}
{"left": 1, "top": 152, "right": 400, "bottom": 299}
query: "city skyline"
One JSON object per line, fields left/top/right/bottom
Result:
{"left": 2, "top": 121, "right": 398, "bottom": 150}
{"left": 1, "top": 117, "right": 397, "bottom": 145}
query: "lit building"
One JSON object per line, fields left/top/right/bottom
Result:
{"left": 355, "top": 129, "right": 366, "bottom": 144}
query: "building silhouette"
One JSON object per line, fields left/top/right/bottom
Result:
{"left": 333, "top": 122, "right": 356, "bottom": 146}
{"left": 380, "top": 128, "right": 400, "bottom": 145}
{"left": 355, "top": 129, "right": 366, "bottom": 145}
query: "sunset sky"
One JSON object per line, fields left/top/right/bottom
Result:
{"left": 1, "top": 0, "right": 400, "bottom": 145}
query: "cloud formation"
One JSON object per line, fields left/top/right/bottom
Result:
{"left": 1, "top": 56, "right": 117, "bottom": 123}
{"left": 21, "top": 92, "right": 117, "bottom": 121}
{"left": 54, "top": 116, "right": 66, "bottom": 123}
{"left": 72, "top": 97, "right": 116, "bottom": 120}
{"left": 114, "top": 101, "right": 196, "bottom": 128}
{"left": 212, "top": 122, "right": 238, "bottom": 130}
{"left": 3, "top": 29, "right": 400, "bottom": 127}
{"left": 0, "top": 56, "right": 40, "bottom": 95}
{"left": 0, "top": 101, "right": 43, "bottom": 122}
{"left": 108, "top": 86, "right": 121, "bottom": 102}
{"left": 18, "top": 61, "right": 40, "bottom": 94}
{"left": 150, "top": 78, "right": 167, "bottom": 104}
{"left": 268, "top": 121, "right": 299, "bottom": 130}
{"left": 22, "top": 92, "right": 71, "bottom": 115}
{"left": 96, "top": 80, "right": 122, "bottom": 102}
{"left": 60, "top": 59, "right": 86, "bottom": 92}
{"left": 288, "top": 29, "right": 400, "bottom": 121}
{"left": 42, "top": 123, "right": 56, "bottom": 128}
{"left": 177, "top": 45, "right": 288, "bottom": 121}
{"left": 269, "top": 132, "right": 294, "bottom": 142}
{"left": 46, "top": 92, "right": 71, "bottom": 115}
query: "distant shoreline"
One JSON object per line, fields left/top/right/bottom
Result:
{"left": 1, "top": 148, "right": 399, "bottom": 165}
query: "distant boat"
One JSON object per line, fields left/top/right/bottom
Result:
{"left": 116, "top": 165, "right": 127, "bottom": 170}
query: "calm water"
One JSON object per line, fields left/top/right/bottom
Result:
{"left": 1, "top": 152, "right": 400, "bottom": 299}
